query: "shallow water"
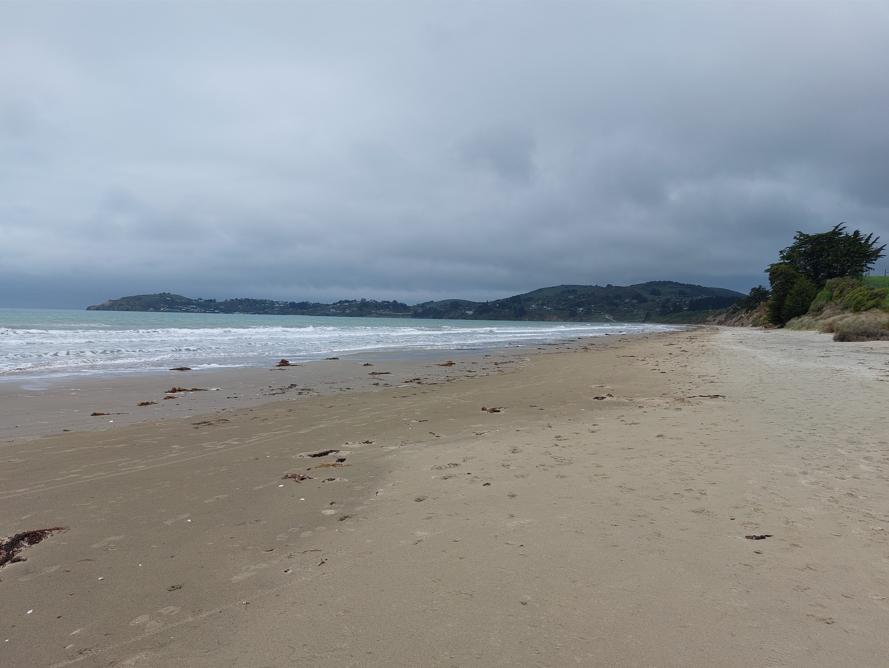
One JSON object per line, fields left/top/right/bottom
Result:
{"left": 0, "top": 308, "right": 676, "bottom": 379}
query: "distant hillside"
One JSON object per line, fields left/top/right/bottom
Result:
{"left": 87, "top": 294, "right": 414, "bottom": 318}
{"left": 413, "top": 281, "right": 742, "bottom": 322}
{"left": 87, "top": 281, "right": 744, "bottom": 323}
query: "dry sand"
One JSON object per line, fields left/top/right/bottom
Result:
{"left": 2, "top": 327, "right": 889, "bottom": 667}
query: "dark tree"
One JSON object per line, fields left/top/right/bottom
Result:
{"left": 781, "top": 276, "right": 817, "bottom": 324}
{"left": 736, "top": 285, "right": 770, "bottom": 311}
{"left": 777, "top": 223, "right": 885, "bottom": 286}
{"left": 768, "top": 264, "right": 816, "bottom": 326}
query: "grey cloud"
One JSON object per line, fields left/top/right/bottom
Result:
{"left": 459, "top": 127, "right": 536, "bottom": 184}
{"left": 1, "top": 2, "right": 888, "bottom": 308}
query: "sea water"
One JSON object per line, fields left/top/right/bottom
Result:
{"left": 0, "top": 308, "right": 676, "bottom": 380}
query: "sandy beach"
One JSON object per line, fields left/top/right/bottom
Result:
{"left": 3, "top": 327, "right": 889, "bottom": 667}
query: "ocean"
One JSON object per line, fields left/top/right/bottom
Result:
{"left": 0, "top": 308, "right": 676, "bottom": 380}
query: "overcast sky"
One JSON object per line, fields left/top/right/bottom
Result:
{"left": 2, "top": 2, "right": 887, "bottom": 308}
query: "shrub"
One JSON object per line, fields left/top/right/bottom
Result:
{"left": 809, "top": 277, "right": 861, "bottom": 313}
{"left": 833, "top": 320, "right": 889, "bottom": 341}
{"left": 782, "top": 276, "right": 817, "bottom": 323}
{"left": 841, "top": 285, "right": 889, "bottom": 312}
{"left": 767, "top": 264, "right": 817, "bottom": 325}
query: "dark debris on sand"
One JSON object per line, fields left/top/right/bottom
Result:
{"left": 1, "top": 527, "right": 66, "bottom": 568}
{"left": 283, "top": 473, "right": 313, "bottom": 482}
{"left": 305, "top": 449, "right": 340, "bottom": 458}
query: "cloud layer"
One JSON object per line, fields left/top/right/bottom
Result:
{"left": 2, "top": 2, "right": 888, "bottom": 307}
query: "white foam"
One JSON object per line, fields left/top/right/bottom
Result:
{"left": 0, "top": 316, "right": 675, "bottom": 378}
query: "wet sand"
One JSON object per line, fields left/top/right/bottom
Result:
{"left": 3, "top": 328, "right": 889, "bottom": 666}
{"left": 0, "top": 343, "right": 580, "bottom": 442}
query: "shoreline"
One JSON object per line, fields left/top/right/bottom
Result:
{"left": 0, "top": 332, "right": 663, "bottom": 443}
{"left": 1, "top": 306, "right": 676, "bottom": 385}
{"left": 3, "top": 326, "right": 889, "bottom": 666}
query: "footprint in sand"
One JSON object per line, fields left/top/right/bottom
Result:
{"left": 231, "top": 563, "right": 270, "bottom": 582}
{"left": 129, "top": 606, "right": 180, "bottom": 633}
{"left": 90, "top": 535, "right": 125, "bottom": 549}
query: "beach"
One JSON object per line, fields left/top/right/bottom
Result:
{"left": 3, "top": 327, "right": 889, "bottom": 666}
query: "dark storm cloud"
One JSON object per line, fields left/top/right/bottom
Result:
{"left": 1, "top": 2, "right": 887, "bottom": 307}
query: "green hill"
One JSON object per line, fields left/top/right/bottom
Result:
{"left": 413, "top": 281, "right": 741, "bottom": 322}
{"left": 87, "top": 293, "right": 413, "bottom": 318}
{"left": 87, "top": 281, "right": 744, "bottom": 323}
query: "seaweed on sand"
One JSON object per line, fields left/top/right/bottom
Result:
{"left": 0, "top": 527, "right": 66, "bottom": 568}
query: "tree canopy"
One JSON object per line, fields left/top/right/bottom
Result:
{"left": 775, "top": 224, "right": 885, "bottom": 287}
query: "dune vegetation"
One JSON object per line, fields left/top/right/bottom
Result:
{"left": 725, "top": 224, "right": 888, "bottom": 340}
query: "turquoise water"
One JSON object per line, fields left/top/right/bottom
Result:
{"left": 0, "top": 308, "right": 674, "bottom": 379}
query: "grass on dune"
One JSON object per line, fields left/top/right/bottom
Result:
{"left": 788, "top": 308, "right": 889, "bottom": 341}
{"left": 786, "top": 275, "right": 889, "bottom": 341}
